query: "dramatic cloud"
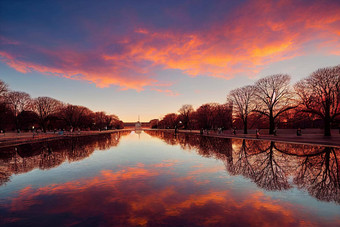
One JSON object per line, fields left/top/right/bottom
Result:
{"left": 1, "top": 0, "right": 340, "bottom": 91}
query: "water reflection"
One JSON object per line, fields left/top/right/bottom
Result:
{"left": 0, "top": 131, "right": 339, "bottom": 226}
{"left": 145, "top": 131, "right": 340, "bottom": 204}
{"left": 0, "top": 131, "right": 130, "bottom": 186}
{"left": 2, "top": 161, "right": 319, "bottom": 226}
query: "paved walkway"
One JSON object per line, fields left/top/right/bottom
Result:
{"left": 147, "top": 129, "right": 340, "bottom": 147}
{"left": 0, "top": 130, "right": 130, "bottom": 148}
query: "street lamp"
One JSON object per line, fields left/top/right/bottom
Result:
{"left": 175, "top": 121, "right": 182, "bottom": 134}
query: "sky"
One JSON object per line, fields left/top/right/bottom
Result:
{"left": 1, "top": 0, "right": 340, "bottom": 122}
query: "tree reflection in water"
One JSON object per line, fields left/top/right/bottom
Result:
{"left": 236, "top": 140, "right": 292, "bottom": 191}
{"left": 293, "top": 146, "right": 339, "bottom": 203}
{"left": 145, "top": 130, "right": 340, "bottom": 204}
{"left": 0, "top": 131, "right": 130, "bottom": 186}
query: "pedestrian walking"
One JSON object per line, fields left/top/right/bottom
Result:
{"left": 297, "top": 128, "right": 302, "bottom": 136}
{"left": 256, "top": 129, "right": 260, "bottom": 139}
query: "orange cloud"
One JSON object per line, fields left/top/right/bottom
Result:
{"left": 1, "top": 0, "right": 340, "bottom": 91}
{"left": 150, "top": 88, "right": 180, "bottom": 96}
{"left": 0, "top": 50, "right": 156, "bottom": 91}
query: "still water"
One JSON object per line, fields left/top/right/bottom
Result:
{"left": 0, "top": 130, "right": 339, "bottom": 226}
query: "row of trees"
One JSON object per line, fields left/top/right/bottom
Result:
{"left": 0, "top": 80, "right": 124, "bottom": 132}
{"left": 229, "top": 65, "right": 340, "bottom": 136}
{"left": 151, "top": 103, "right": 233, "bottom": 130}
{"left": 153, "top": 65, "right": 340, "bottom": 136}
{"left": 228, "top": 74, "right": 295, "bottom": 135}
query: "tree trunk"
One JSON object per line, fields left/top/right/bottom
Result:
{"left": 15, "top": 116, "right": 19, "bottom": 132}
{"left": 324, "top": 116, "right": 331, "bottom": 136}
{"left": 269, "top": 111, "right": 275, "bottom": 135}
{"left": 243, "top": 116, "right": 248, "bottom": 134}
{"left": 40, "top": 118, "right": 47, "bottom": 133}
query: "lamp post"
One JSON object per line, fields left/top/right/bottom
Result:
{"left": 175, "top": 121, "right": 182, "bottom": 134}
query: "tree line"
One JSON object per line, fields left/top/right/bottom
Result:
{"left": 0, "top": 81, "right": 124, "bottom": 132}
{"left": 152, "top": 65, "right": 340, "bottom": 136}
{"left": 150, "top": 103, "right": 233, "bottom": 131}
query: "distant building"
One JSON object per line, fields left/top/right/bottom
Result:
{"left": 135, "top": 115, "right": 142, "bottom": 130}
{"left": 135, "top": 121, "right": 141, "bottom": 129}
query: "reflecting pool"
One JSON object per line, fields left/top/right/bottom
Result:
{"left": 0, "top": 131, "right": 339, "bottom": 226}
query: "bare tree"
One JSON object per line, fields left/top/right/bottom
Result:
{"left": 104, "top": 114, "right": 114, "bottom": 129}
{"left": 109, "top": 114, "right": 122, "bottom": 129}
{"left": 0, "top": 80, "right": 10, "bottom": 129}
{"left": 5, "top": 91, "right": 31, "bottom": 130}
{"left": 160, "top": 113, "right": 178, "bottom": 129}
{"left": 94, "top": 112, "right": 105, "bottom": 130}
{"left": 254, "top": 74, "right": 295, "bottom": 134}
{"left": 93, "top": 113, "right": 121, "bottom": 130}
{"left": 193, "top": 102, "right": 232, "bottom": 130}
{"left": 33, "top": 97, "right": 63, "bottom": 132}
{"left": 195, "top": 104, "right": 215, "bottom": 130}
{"left": 6, "top": 91, "right": 31, "bottom": 114}
{"left": 228, "top": 85, "right": 255, "bottom": 134}
{"left": 59, "top": 104, "right": 88, "bottom": 129}
{"left": 212, "top": 103, "right": 233, "bottom": 130}
{"left": 0, "top": 80, "right": 8, "bottom": 98}
{"left": 94, "top": 111, "right": 113, "bottom": 130}
{"left": 294, "top": 65, "right": 340, "bottom": 136}
{"left": 178, "top": 104, "right": 194, "bottom": 129}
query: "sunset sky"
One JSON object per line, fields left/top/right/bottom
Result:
{"left": 1, "top": 0, "right": 340, "bottom": 122}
